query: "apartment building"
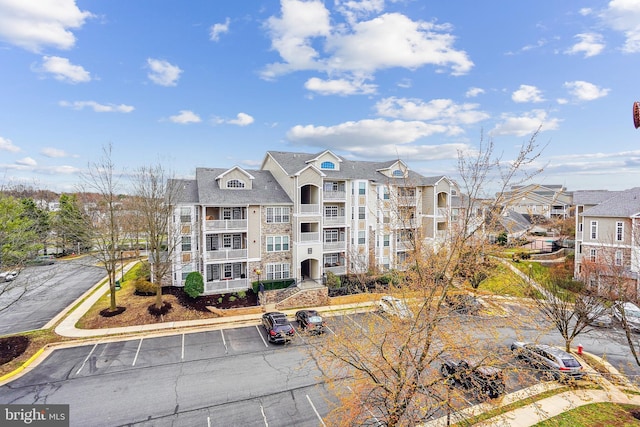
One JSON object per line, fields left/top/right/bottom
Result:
{"left": 170, "top": 150, "right": 455, "bottom": 294}
{"left": 501, "top": 184, "right": 573, "bottom": 219}
{"left": 574, "top": 188, "right": 640, "bottom": 295}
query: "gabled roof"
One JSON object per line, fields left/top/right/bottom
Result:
{"left": 171, "top": 179, "right": 199, "bottom": 204}
{"left": 572, "top": 190, "right": 620, "bottom": 206}
{"left": 172, "top": 168, "right": 292, "bottom": 206}
{"left": 582, "top": 187, "right": 640, "bottom": 218}
{"left": 215, "top": 165, "right": 255, "bottom": 181}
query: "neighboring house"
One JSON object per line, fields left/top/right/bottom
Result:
{"left": 500, "top": 184, "right": 573, "bottom": 219}
{"left": 170, "top": 150, "right": 456, "bottom": 294}
{"left": 574, "top": 188, "right": 640, "bottom": 297}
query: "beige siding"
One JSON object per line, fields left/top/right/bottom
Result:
{"left": 247, "top": 204, "right": 261, "bottom": 258}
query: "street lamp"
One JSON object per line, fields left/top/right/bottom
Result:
{"left": 528, "top": 263, "right": 533, "bottom": 284}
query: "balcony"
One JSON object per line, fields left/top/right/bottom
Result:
{"left": 323, "top": 240, "right": 346, "bottom": 251}
{"left": 398, "top": 196, "right": 416, "bottom": 206}
{"left": 323, "top": 216, "right": 346, "bottom": 226}
{"left": 324, "top": 265, "right": 346, "bottom": 275}
{"left": 205, "top": 249, "right": 248, "bottom": 261}
{"left": 204, "top": 278, "right": 249, "bottom": 294}
{"left": 300, "top": 232, "right": 320, "bottom": 243}
{"left": 323, "top": 190, "right": 346, "bottom": 201}
{"left": 396, "top": 240, "right": 414, "bottom": 251}
{"left": 205, "top": 219, "right": 247, "bottom": 231}
{"left": 299, "top": 204, "right": 320, "bottom": 215}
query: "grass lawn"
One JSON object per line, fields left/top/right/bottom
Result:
{"left": 534, "top": 403, "right": 640, "bottom": 426}
{"left": 477, "top": 262, "right": 533, "bottom": 298}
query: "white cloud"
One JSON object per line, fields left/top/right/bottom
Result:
{"left": 147, "top": 58, "right": 182, "bottom": 86}
{"left": 375, "top": 97, "right": 489, "bottom": 126}
{"left": 210, "top": 17, "right": 230, "bottom": 41}
{"left": 41, "top": 147, "right": 70, "bottom": 158}
{"left": 579, "top": 8, "right": 593, "bottom": 16}
{"left": 335, "top": 0, "right": 385, "bottom": 25}
{"left": 214, "top": 112, "right": 255, "bottom": 126}
{"left": 169, "top": 110, "right": 201, "bottom": 124}
{"left": 565, "top": 33, "right": 605, "bottom": 57}
{"left": 465, "top": 87, "right": 485, "bottom": 98}
{"left": 563, "top": 80, "right": 610, "bottom": 101}
{"left": 512, "top": 85, "right": 545, "bottom": 103}
{"left": 40, "top": 56, "right": 91, "bottom": 83}
{"left": 0, "top": 136, "right": 20, "bottom": 152}
{"left": 262, "top": 2, "right": 473, "bottom": 81}
{"left": 304, "top": 77, "right": 376, "bottom": 95}
{"left": 16, "top": 157, "right": 37, "bottom": 167}
{"left": 600, "top": 0, "right": 640, "bottom": 53}
{"left": 59, "top": 100, "right": 134, "bottom": 112}
{"left": 0, "top": 0, "right": 92, "bottom": 52}
{"left": 491, "top": 110, "right": 560, "bottom": 136}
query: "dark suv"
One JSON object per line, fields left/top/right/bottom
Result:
{"left": 510, "top": 341, "right": 583, "bottom": 380}
{"left": 262, "top": 312, "right": 295, "bottom": 343}
{"left": 445, "top": 293, "right": 481, "bottom": 315}
{"left": 440, "top": 359, "right": 506, "bottom": 399}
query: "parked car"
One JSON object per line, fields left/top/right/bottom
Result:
{"left": 440, "top": 359, "right": 506, "bottom": 399}
{"left": 445, "top": 293, "right": 482, "bottom": 315}
{"left": 295, "top": 309, "right": 326, "bottom": 334}
{"left": 28, "top": 255, "right": 55, "bottom": 266}
{"left": 377, "top": 296, "right": 413, "bottom": 320}
{"left": 262, "top": 312, "right": 295, "bottom": 343}
{"left": 612, "top": 302, "right": 640, "bottom": 332}
{"left": 586, "top": 304, "right": 613, "bottom": 328}
{"left": 0, "top": 270, "right": 18, "bottom": 282}
{"left": 510, "top": 341, "right": 583, "bottom": 380}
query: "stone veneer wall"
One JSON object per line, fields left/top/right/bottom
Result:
{"left": 275, "top": 287, "right": 329, "bottom": 310}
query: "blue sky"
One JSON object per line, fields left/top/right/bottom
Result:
{"left": 1, "top": 0, "right": 639, "bottom": 194}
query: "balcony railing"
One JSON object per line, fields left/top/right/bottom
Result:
{"left": 205, "top": 219, "right": 247, "bottom": 231}
{"left": 205, "top": 249, "right": 248, "bottom": 261}
{"left": 323, "top": 190, "right": 346, "bottom": 200}
{"left": 204, "top": 278, "right": 249, "bottom": 294}
{"left": 323, "top": 216, "right": 346, "bottom": 226}
{"left": 323, "top": 241, "right": 346, "bottom": 251}
{"left": 300, "top": 232, "right": 320, "bottom": 242}
{"left": 324, "top": 265, "right": 346, "bottom": 275}
{"left": 396, "top": 240, "right": 414, "bottom": 251}
{"left": 398, "top": 196, "right": 416, "bottom": 206}
{"left": 299, "top": 204, "right": 320, "bottom": 215}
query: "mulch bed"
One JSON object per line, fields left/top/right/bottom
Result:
{"left": 0, "top": 335, "right": 29, "bottom": 365}
{"left": 162, "top": 286, "right": 258, "bottom": 311}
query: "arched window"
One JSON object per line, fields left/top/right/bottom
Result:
{"left": 392, "top": 169, "right": 404, "bottom": 177}
{"left": 227, "top": 179, "right": 245, "bottom": 188}
{"left": 321, "top": 161, "right": 335, "bottom": 170}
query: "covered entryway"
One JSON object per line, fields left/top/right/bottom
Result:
{"left": 300, "top": 258, "right": 321, "bottom": 284}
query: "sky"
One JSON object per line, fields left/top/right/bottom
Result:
{"left": 1, "top": 0, "right": 639, "bottom": 195}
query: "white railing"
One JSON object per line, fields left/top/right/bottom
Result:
{"left": 205, "top": 249, "right": 248, "bottom": 261}
{"left": 398, "top": 196, "right": 416, "bottom": 206}
{"left": 324, "top": 265, "right": 346, "bottom": 275}
{"left": 204, "top": 278, "right": 249, "bottom": 294}
{"left": 323, "top": 190, "right": 346, "bottom": 200}
{"left": 300, "top": 232, "right": 320, "bottom": 242}
{"left": 205, "top": 219, "right": 247, "bottom": 231}
{"left": 300, "top": 204, "right": 320, "bottom": 215}
{"left": 323, "top": 241, "right": 346, "bottom": 251}
{"left": 396, "top": 241, "right": 413, "bottom": 250}
{"left": 323, "top": 216, "right": 346, "bottom": 225}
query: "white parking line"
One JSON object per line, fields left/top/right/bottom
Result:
{"left": 260, "top": 404, "right": 269, "bottom": 426}
{"left": 306, "top": 394, "right": 326, "bottom": 427}
{"left": 221, "top": 330, "right": 228, "bottom": 354}
{"left": 76, "top": 343, "right": 97, "bottom": 375}
{"left": 347, "top": 385, "right": 381, "bottom": 426}
{"left": 181, "top": 334, "right": 185, "bottom": 360}
{"left": 207, "top": 416, "right": 211, "bottom": 427}
{"left": 256, "top": 325, "right": 269, "bottom": 347}
{"left": 132, "top": 338, "right": 143, "bottom": 366}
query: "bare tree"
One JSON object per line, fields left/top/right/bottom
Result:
{"left": 80, "top": 144, "right": 124, "bottom": 312}
{"left": 311, "top": 130, "right": 546, "bottom": 426}
{"left": 131, "top": 163, "right": 180, "bottom": 310}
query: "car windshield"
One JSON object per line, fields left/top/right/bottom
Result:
{"left": 626, "top": 305, "right": 640, "bottom": 319}
{"left": 308, "top": 316, "right": 322, "bottom": 323}
{"left": 562, "top": 358, "right": 581, "bottom": 368}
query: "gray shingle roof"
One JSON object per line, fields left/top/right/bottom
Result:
{"left": 582, "top": 187, "right": 640, "bottom": 217}
{"left": 572, "top": 190, "right": 620, "bottom": 206}
{"left": 170, "top": 179, "right": 199, "bottom": 204}
{"left": 266, "top": 150, "right": 447, "bottom": 186}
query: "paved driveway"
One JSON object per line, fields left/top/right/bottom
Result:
{"left": 0, "top": 258, "right": 105, "bottom": 335}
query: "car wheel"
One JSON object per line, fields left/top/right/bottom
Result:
{"left": 440, "top": 365, "right": 451, "bottom": 377}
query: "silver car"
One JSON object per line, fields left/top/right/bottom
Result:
{"left": 377, "top": 296, "right": 413, "bottom": 320}
{"left": 510, "top": 341, "right": 584, "bottom": 380}
{"left": 613, "top": 302, "right": 640, "bottom": 332}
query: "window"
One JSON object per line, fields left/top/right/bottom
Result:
{"left": 325, "top": 205, "right": 338, "bottom": 217}
{"left": 181, "top": 236, "right": 191, "bottom": 251}
{"left": 359, "top": 182, "right": 366, "bottom": 195}
{"left": 206, "top": 235, "right": 219, "bottom": 251}
{"left": 383, "top": 235, "right": 390, "bottom": 247}
{"left": 266, "top": 236, "right": 289, "bottom": 252}
{"left": 324, "top": 229, "right": 339, "bottom": 242}
{"left": 180, "top": 207, "right": 191, "bottom": 223}
{"left": 226, "top": 179, "right": 245, "bottom": 188}
{"left": 383, "top": 187, "right": 390, "bottom": 200}
{"left": 590, "top": 221, "right": 598, "bottom": 240}
{"left": 359, "top": 206, "right": 366, "bottom": 219}
{"left": 266, "top": 207, "right": 290, "bottom": 223}
{"left": 358, "top": 231, "right": 366, "bottom": 245}
{"left": 324, "top": 253, "right": 339, "bottom": 266}
{"left": 392, "top": 169, "right": 403, "bottom": 177}
{"left": 615, "top": 250, "right": 623, "bottom": 266}
{"left": 590, "top": 248, "right": 597, "bottom": 262}
{"left": 321, "top": 161, "right": 335, "bottom": 169}
{"left": 266, "top": 263, "right": 290, "bottom": 280}
{"left": 616, "top": 221, "right": 624, "bottom": 241}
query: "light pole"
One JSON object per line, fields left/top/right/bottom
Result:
{"left": 528, "top": 263, "right": 533, "bottom": 284}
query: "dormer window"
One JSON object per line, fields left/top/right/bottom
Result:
{"left": 227, "top": 179, "right": 245, "bottom": 188}
{"left": 392, "top": 169, "right": 403, "bottom": 177}
{"left": 321, "top": 161, "right": 335, "bottom": 170}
